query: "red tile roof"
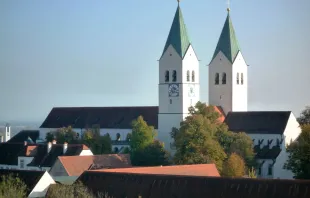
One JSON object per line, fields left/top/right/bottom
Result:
{"left": 58, "top": 154, "right": 132, "bottom": 176}
{"left": 214, "top": 106, "right": 225, "bottom": 122}
{"left": 93, "top": 164, "right": 220, "bottom": 177}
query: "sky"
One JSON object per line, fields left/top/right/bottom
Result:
{"left": 0, "top": 0, "right": 310, "bottom": 124}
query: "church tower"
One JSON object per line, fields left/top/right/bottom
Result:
{"left": 208, "top": 8, "right": 247, "bottom": 115}
{"left": 158, "top": 1, "right": 200, "bottom": 152}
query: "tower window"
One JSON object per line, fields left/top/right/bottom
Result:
{"left": 241, "top": 73, "right": 244, "bottom": 85}
{"left": 268, "top": 165, "right": 273, "bottom": 175}
{"left": 186, "top": 70, "right": 190, "bottom": 82}
{"left": 172, "top": 70, "right": 177, "bottom": 82}
{"left": 170, "top": 99, "right": 172, "bottom": 104}
{"left": 165, "top": 71, "right": 169, "bottom": 82}
{"left": 236, "top": 73, "right": 240, "bottom": 84}
{"left": 215, "top": 73, "right": 219, "bottom": 85}
{"left": 192, "top": 70, "right": 195, "bottom": 82}
{"left": 222, "top": 73, "right": 226, "bottom": 84}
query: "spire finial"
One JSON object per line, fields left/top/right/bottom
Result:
{"left": 177, "top": 0, "right": 180, "bottom": 5}
{"left": 226, "top": 0, "right": 231, "bottom": 12}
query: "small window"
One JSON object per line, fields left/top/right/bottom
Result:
{"left": 258, "top": 167, "right": 261, "bottom": 175}
{"left": 116, "top": 133, "right": 121, "bottom": 141}
{"left": 192, "top": 70, "right": 195, "bottom": 82}
{"left": 114, "top": 147, "right": 119, "bottom": 153}
{"left": 165, "top": 71, "right": 169, "bottom": 82}
{"left": 241, "top": 73, "right": 244, "bottom": 85}
{"left": 172, "top": 70, "right": 177, "bottom": 82}
{"left": 186, "top": 70, "right": 190, "bottom": 82}
{"left": 215, "top": 73, "right": 219, "bottom": 85}
{"left": 169, "top": 99, "right": 172, "bottom": 104}
{"left": 222, "top": 73, "right": 226, "bottom": 84}
{"left": 236, "top": 73, "right": 240, "bottom": 84}
{"left": 20, "top": 159, "right": 24, "bottom": 169}
{"left": 268, "top": 165, "right": 273, "bottom": 175}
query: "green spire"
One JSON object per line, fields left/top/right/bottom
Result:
{"left": 161, "top": 4, "right": 191, "bottom": 59}
{"left": 211, "top": 11, "right": 241, "bottom": 63}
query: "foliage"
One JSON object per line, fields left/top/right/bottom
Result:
{"left": 222, "top": 153, "right": 246, "bottom": 177}
{"left": 130, "top": 116, "right": 170, "bottom": 166}
{"left": 171, "top": 101, "right": 255, "bottom": 175}
{"left": 131, "top": 140, "right": 171, "bottom": 166}
{"left": 0, "top": 174, "right": 27, "bottom": 198}
{"left": 284, "top": 124, "right": 310, "bottom": 179}
{"left": 297, "top": 106, "right": 310, "bottom": 125}
{"left": 45, "top": 126, "right": 79, "bottom": 144}
{"left": 248, "top": 167, "right": 257, "bottom": 178}
{"left": 130, "top": 116, "right": 156, "bottom": 152}
{"left": 82, "top": 130, "right": 112, "bottom": 154}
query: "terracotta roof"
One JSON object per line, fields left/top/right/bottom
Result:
{"left": 40, "top": 106, "right": 159, "bottom": 129}
{"left": 56, "top": 154, "right": 131, "bottom": 176}
{"left": 78, "top": 171, "right": 310, "bottom": 198}
{"left": 93, "top": 164, "right": 220, "bottom": 177}
{"left": 224, "top": 111, "right": 291, "bottom": 134}
{"left": 214, "top": 106, "right": 225, "bottom": 122}
{"left": 0, "top": 170, "right": 45, "bottom": 195}
{"left": 25, "top": 145, "right": 38, "bottom": 156}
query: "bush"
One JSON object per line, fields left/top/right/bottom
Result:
{"left": 0, "top": 174, "right": 27, "bottom": 198}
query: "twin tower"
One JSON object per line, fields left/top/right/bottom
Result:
{"left": 157, "top": 3, "right": 248, "bottom": 151}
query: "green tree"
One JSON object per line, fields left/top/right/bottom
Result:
{"left": 45, "top": 126, "right": 79, "bottom": 144}
{"left": 284, "top": 124, "right": 310, "bottom": 179}
{"left": 222, "top": 153, "right": 246, "bottom": 177}
{"left": 297, "top": 106, "right": 310, "bottom": 125}
{"left": 0, "top": 174, "right": 27, "bottom": 198}
{"left": 81, "top": 130, "right": 112, "bottom": 154}
{"left": 248, "top": 167, "right": 257, "bottom": 178}
{"left": 47, "top": 182, "right": 96, "bottom": 198}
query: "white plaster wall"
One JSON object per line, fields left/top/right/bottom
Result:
{"left": 17, "top": 157, "right": 34, "bottom": 170}
{"left": 0, "top": 165, "right": 18, "bottom": 170}
{"left": 79, "top": 149, "right": 93, "bottom": 156}
{"left": 232, "top": 51, "right": 248, "bottom": 112}
{"left": 283, "top": 113, "right": 301, "bottom": 145}
{"left": 28, "top": 171, "right": 56, "bottom": 198}
{"left": 208, "top": 51, "right": 233, "bottom": 115}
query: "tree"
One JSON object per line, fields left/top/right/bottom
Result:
{"left": 45, "top": 126, "right": 79, "bottom": 144}
{"left": 222, "top": 153, "right": 246, "bottom": 177}
{"left": 248, "top": 167, "right": 257, "bottom": 178}
{"left": 81, "top": 130, "right": 112, "bottom": 154}
{"left": 130, "top": 116, "right": 170, "bottom": 166}
{"left": 297, "top": 106, "right": 310, "bottom": 125}
{"left": 284, "top": 124, "right": 310, "bottom": 179}
{"left": 0, "top": 174, "right": 27, "bottom": 198}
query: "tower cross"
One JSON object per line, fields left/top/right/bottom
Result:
{"left": 226, "top": 0, "right": 231, "bottom": 12}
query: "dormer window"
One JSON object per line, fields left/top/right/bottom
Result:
{"left": 186, "top": 70, "right": 190, "bottom": 82}
{"left": 237, "top": 73, "right": 240, "bottom": 84}
{"left": 222, "top": 73, "right": 226, "bottom": 84}
{"left": 165, "top": 70, "right": 169, "bottom": 82}
{"left": 192, "top": 71, "right": 195, "bottom": 82}
{"left": 172, "top": 70, "right": 177, "bottom": 82}
{"left": 241, "top": 73, "right": 244, "bottom": 85}
{"left": 215, "top": 73, "right": 219, "bottom": 85}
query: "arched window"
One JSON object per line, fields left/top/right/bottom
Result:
{"left": 192, "top": 70, "right": 195, "bottom": 82}
{"left": 186, "top": 70, "right": 190, "bottom": 82}
{"left": 241, "top": 73, "right": 244, "bottom": 85}
{"left": 236, "top": 73, "right": 240, "bottom": 84}
{"left": 116, "top": 133, "right": 121, "bottom": 141}
{"left": 114, "top": 147, "right": 119, "bottom": 153}
{"left": 215, "top": 73, "right": 219, "bottom": 85}
{"left": 165, "top": 71, "right": 169, "bottom": 82}
{"left": 172, "top": 70, "right": 177, "bottom": 82}
{"left": 222, "top": 73, "right": 226, "bottom": 84}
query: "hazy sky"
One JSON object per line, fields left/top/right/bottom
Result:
{"left": 0, "top": 0, "right": 309, "bottom": 123}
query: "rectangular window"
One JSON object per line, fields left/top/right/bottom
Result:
{"left": 268, "top": 166, "right": 273, "bottom": 175}
{"left": 20, "top": 159, "right": 24, "bottom": 169}
{"left": 258, "top": 167, "right": 261, "bottom": 175}
{"left": 236, "top": 73, "right": 239, "bottom": 84}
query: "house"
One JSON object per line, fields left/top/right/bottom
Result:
{"left": 224, "top": 111, "right": 301, "bottom": 179}
{"left": 49, "top": 154, "right": 131, "bottom": 177}
{"left": 0, "top": 141, "right": 93, "bottom": 171}
{"left": 0, "top": 169, "right": 55, "bottom": 198}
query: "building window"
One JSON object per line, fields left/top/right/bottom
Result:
{"left": 20, "top": 159, "right": 24, "bottom": 169}
{"left": 222, "top": 73, "right": 226, "bottom": 84}
{"left": 192, "top": 70, "right": 195, "bottom": 82}
{"left": 236, "top": 73, "right": 240, "bottom": 84}
{"left": 172, "top": 70, "right": 177, "bottom": 82}
{"left": 114, "top": 147, "right": 119, "bottom": 153}
{"left": 165, "top": 71, "right": 169, "bottom": 82}
{"left": 186, "top": 70, "right": 190, "bottom": 82}
{"left": 116, "top": 133, "right": 121, "bottom": 141}
{"left": 268, "top": 165, "right": 273, "bottom": 175}
{"left": 258, "top": 167, "right": 261, "bottom": 175}
{"left": 169, "top": 99, "right": 172, "bottom": 104}
{"left": 241, "top": 73, "right": 244, "bottom": 85}
{"left": 215, "top": 73, "right": 219, "bottom": 85}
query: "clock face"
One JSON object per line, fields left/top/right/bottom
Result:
{"left": 168, "top": 84, "right": 179, "bottom": 97}
{"left": 188, "top": 85, "right": 195, "bottom": 97}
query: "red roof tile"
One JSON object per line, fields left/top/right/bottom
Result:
{"left": 93, "top": 164, "right": 220, "bottom": 177}
{"left": 214, "top": 106, "right": 226, "bottom": 122}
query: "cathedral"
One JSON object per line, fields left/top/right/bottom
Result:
{"left": 40, "top": 2, "right": 301, "bottom": 179}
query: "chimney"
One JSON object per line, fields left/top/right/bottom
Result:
{"left": 63, "top": 142, "right": 68, "bottom": 154}
{"left": 47, "top": 142, "right": 52, "bottom": 153}
{"left": 24, "top": 141, "right": 27, "bottom": 146}
{"left": 5, "top": 123, "right": 11, "bottom": 142}
{"left": 52, "top": 140, "right": 57, "bottom": 144}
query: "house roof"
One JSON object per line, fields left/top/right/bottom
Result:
{"left": 224, "top": 111, "right": 291, "bottom": 134}
{"left": 57, "top": 154, "right": 131, "bottom": 176}
{"left": 0, "top": 143, "right": 26, "bottom": 165}
{"left": 0, "top": 169, "right": 45, "bottom": 195}
{"left": 7, "top": 130, "right": 39, "bottom": 143}
{"left": 214, "top": 106, "right": 225, "bottom": 122}
{"left": 161, "top": 4, "right": 191, "bottom": 59}
{"left": 40, "top": 106, "right": 158, "bottom": 129}
{"left": 211, "top": 11, "right": 240, "bottom": 63}
{"left": 93, "top": 164, "right": 220, "bottom": 177}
